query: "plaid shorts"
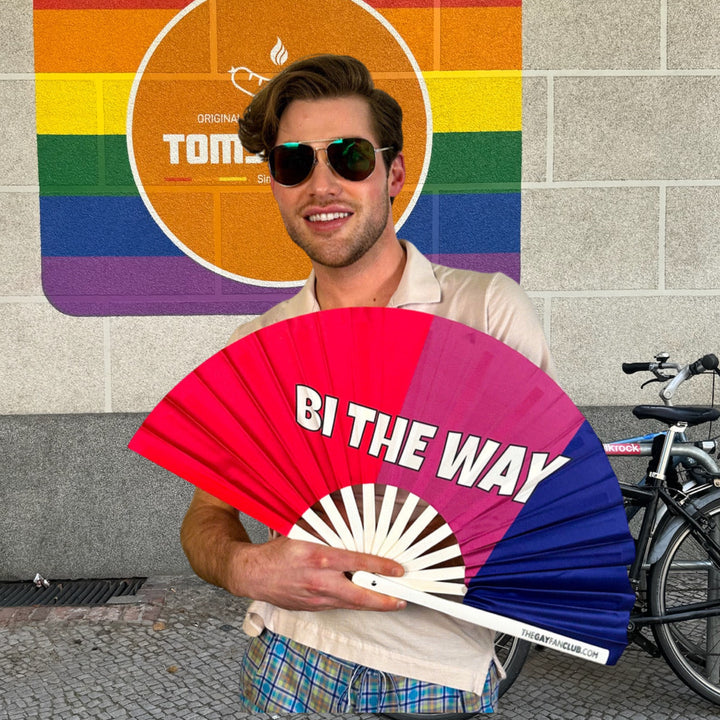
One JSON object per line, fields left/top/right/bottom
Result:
{"left": 239, "top": 629, "right": 498, "bottom": 714}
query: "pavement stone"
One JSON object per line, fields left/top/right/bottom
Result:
{"left": 0, "top": 575, "right": 718, "bottom": 719}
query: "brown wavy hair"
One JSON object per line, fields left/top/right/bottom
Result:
{"left": 238, "top": 54, "right": 403, "bottom": 170}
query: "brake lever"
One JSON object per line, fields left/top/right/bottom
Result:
{"left": 640, "top": 378, "right": 664, "bottom": 390}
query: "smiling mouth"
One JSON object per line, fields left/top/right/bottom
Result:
{"left": 306, "top": 211, "right": 351, "bottom": 223}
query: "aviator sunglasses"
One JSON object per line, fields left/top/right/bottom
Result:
{"left": 268, "top": 137, "right": 393, "bottom": 187}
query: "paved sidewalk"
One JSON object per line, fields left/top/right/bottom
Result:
{"left": 1, "top": 575, "right": 717, "bottom": 720}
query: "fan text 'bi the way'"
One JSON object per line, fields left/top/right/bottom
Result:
{"left": 295, "top": 384, "right": 570, "bottom": 503}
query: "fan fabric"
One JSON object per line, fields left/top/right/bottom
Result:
{"left": 129, "top": 307, "right": 635, "bottom": 664}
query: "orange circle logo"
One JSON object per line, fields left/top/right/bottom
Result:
{"left": 128, "top": 0, "right": 431, "bottom": 287}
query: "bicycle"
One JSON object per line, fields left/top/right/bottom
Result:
{"left": 498, "top": 352, "right": 720, "bottom": 705}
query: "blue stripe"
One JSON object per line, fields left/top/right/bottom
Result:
{"left": 40, "top": 196, "right": 183, "bottom": 257}
{"left": 399, "top": 193, "right": 520, "bottom": 256}
{"left": 41, "top": 194, "right": 518, "bottom": 259}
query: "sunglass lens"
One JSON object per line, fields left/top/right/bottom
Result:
{"left": 269, "top": 143, "right": 315, "bottom": 186}
{"left": 327, "top": 138, "right": 376, "bottom": 181}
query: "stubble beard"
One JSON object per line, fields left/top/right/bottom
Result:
{"left": 283, "top": 194, "right": 392, "bottom": 269}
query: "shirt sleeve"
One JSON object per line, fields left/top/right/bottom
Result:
{"left": 485, "top": 273, "right": 559, "bottom": 383}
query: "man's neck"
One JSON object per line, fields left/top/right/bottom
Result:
{"left": 313, "top": 239, "right": 406, "bottom": 310}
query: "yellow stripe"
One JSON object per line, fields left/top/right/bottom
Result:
{"left": 35, "top": 74, "right": 135, "bottom": 135}
{"left": 423, "top": 71, "right": 521, "bottom": 133}
{"left": 35, "top": 70, "right": 522, "bottom": 136}
{"left": 102, "top": 78, "right": 135, "bottom": 134}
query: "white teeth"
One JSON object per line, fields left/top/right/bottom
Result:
{"left": 308, "top": 212, "right": 350, "bottom": 222}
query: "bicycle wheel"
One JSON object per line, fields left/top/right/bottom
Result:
{"left": 495, "top": 633, "right": 531, "bottom": 698}
{"left": 648, "top": 497, "right": 720, "bottom": 705}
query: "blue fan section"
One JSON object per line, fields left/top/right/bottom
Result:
{"left": 466, "top": 420, "right": 636, "bottom": 664}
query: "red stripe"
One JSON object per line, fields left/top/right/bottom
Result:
{"left": 366, "top": 0, "right": 521, "bottom": 7}
{"left": 35, "top": 0, "right": 520, "bottom": 10}
{"left": 34, "top": 0, "right": 193, "bottom": 9}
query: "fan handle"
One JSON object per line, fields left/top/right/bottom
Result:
{"left": 352, "top": 571, "right": 610, "bottom": 665}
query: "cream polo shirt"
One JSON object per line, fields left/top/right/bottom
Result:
{"left": 229, "top": 240, "right": 556, "bottom": 695}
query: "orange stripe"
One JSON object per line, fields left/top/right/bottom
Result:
{"left": 33, "top": 9, "right": 181, "bottom": 73}
{"left": 434, "top": 5, "right": 442, "bottom": 70}
{"left": 377, "top": 6, "right": 521, "bottom": 71}
{"left": 379, "top": 7, "right": 435, "bottom": 70}
{"left": 440, "top": 6, "right": 521, "bottom": 70}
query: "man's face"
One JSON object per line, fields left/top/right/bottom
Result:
{"left": 270, "top": 96, "right": 405, "bottom": 270}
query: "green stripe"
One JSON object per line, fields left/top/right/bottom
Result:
{"left": 37, "top": 135, "right": 137, "bottom": 196}
{"left": 37, "top": 130, "right": 521, "bottom": 196}
{"left": 423, "top": 132, "right": 520, "bottom": 193}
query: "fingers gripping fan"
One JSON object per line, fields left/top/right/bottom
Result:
{"left": 129, "top": 307, "right": 635, "bottom": 665}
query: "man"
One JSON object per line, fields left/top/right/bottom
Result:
{"left": 181, "top": 54, "right": 555, "bottom": 715}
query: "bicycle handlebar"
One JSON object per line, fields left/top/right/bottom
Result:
{"left": 691, "top": 354, "right": 719, "bottom": 374}
{"left": 622, "top": 362, "right": 655, "bottom": 374}
{"left": 621, "top": 354, "right": 718, "bottom": 376}
{"left": 621, "top": 353, "right": 719, "bottom": 404}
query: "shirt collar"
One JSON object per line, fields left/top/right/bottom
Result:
{"left": 388, "top": 240, "right": 442, "bottom": 307}
{"left": 298, "top": 240, "right": 441, "bottom": 311}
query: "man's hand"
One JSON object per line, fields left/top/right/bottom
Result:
{"left": 227, "top": 535, "right": 407, "bottom": 612}
{"left": 180, "top": 488, "right": 406, "bottom": 613}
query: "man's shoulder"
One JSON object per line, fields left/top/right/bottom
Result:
{"left": 429, "top": 260, "right": 515, "bottom": 300}
{"left": 227, "top": 296, "right": 304, "bottom": 345}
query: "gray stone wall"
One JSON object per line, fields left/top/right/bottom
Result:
{"left": 522, "top": 0, "right": 720, "bottom": 406}
{"left": 1, "top": 1, "right": 719, "bottom": 578}
{"left": 0, "top": 414, "right": 267, "bottom": 581}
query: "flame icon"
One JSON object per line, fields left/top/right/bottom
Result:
{"left": 271, "top": 37, "right": 288, "bottom": 66}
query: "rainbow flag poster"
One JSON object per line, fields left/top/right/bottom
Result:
{"left": 34, "top": 0, "right": 521, "bottom": 316}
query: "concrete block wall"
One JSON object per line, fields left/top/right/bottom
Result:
{"left": 522, "top": 0, "right": 720, "bottom": 407}
{"left": 1, "top": 1, "right": 719, "bottom": 578}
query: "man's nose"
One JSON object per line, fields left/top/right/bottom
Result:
{"left": 307, "top": 148, "right": 341, "bottom": 194}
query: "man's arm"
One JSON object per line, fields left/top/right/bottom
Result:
{"left": 180, "top": 488, "right": 407, "bottom": 612}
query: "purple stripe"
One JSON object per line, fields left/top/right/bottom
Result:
{"left": 42, "top": 256, "right": 300, "bottom": 316}
{"left": 41, "top": 253, "right": 520, "bottom": 316}
{"left": 426, "top": 253, "right": 519, "bottom": 280}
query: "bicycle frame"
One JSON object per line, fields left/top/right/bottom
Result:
{"left": 625, "top": 482, "right": 720, "bottom": 628}
{"left": 606, "top": 415, "right": 720, "bottom": 625}
{"left": 604, "top": 433, "right": 719, "bottom": 479}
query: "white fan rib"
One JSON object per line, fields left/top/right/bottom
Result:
{"left": 290, "top": 487, "right": 469, "bottom": 603}
{"left": 295, "top": 506, "right": 345, "bottom": 549}
{"left": 319, "top": 495, "right": 356, "bottom": 549}
{"left": 401, "top": 544, "right": 463, "bottom": 572}
{"left": 287, "top": 524, "right": 326, "bottom": 546}
{"left": 381, "top": 504, "right": 439, "bottom": 559}
{"left": 403, "top": 566, "right": 466, "bottom": 582}
{"left": 393, "top": 523, "right": 455, "bottom": 565}
{"left": 362, "top": 483, "right": 376, "bottom": 553}
{"left": 376, "top": 492, "right": 421, "bottom": 557}
{"left": 372, "top": 485, "right": 398, "bottom": 555}
{"left": 340, "top": 485, "right": 365, "bottom": 552}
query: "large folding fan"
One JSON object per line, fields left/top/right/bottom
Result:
{"left": 130, "top": 307, "right": 636, "bottom": 664}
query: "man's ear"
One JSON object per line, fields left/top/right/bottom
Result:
{"left": 388, "top": 152, "right": 406, "bottom": 199}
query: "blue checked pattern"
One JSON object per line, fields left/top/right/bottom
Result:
{"left": 239, "top": 630, "right": 498, "bottom": 714}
